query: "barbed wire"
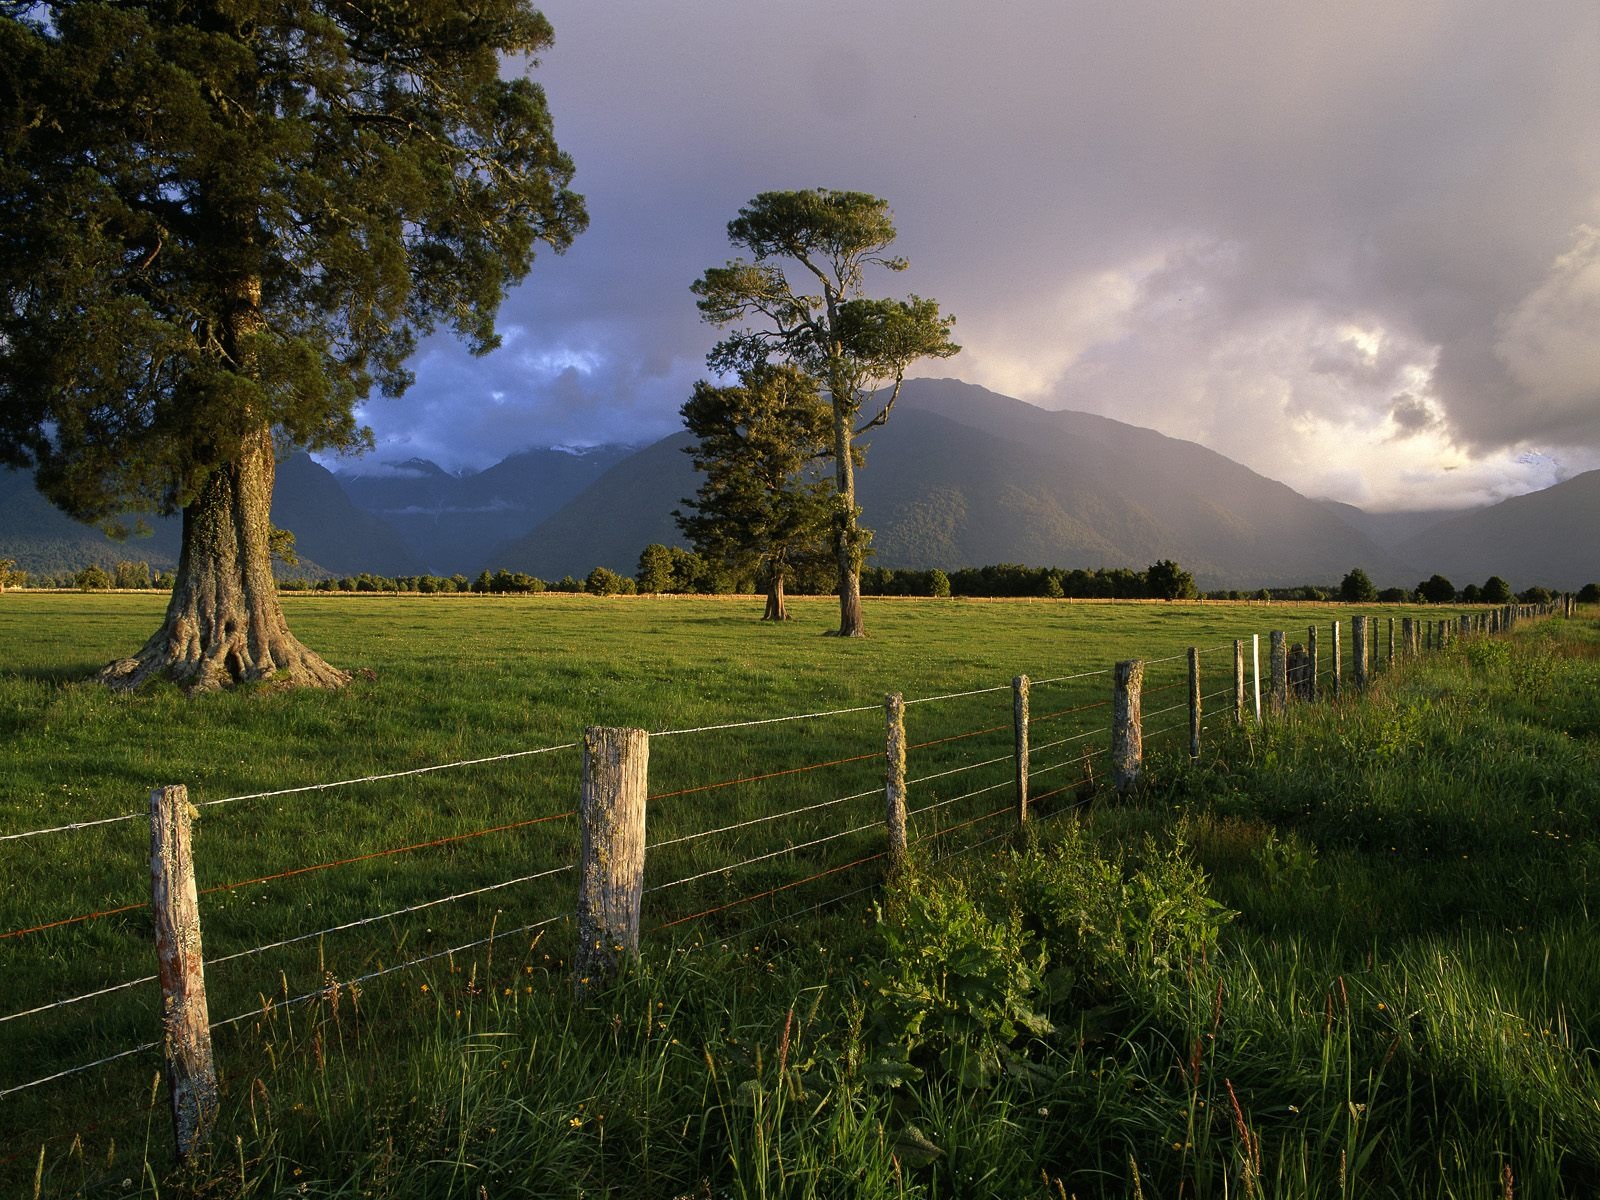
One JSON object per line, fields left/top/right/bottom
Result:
{"left": 648, "top": 787, "right": 878, "bottom": 852}
{"left": 906, "top": 753, "right": 1013, "bottom": 789}
{"left": 644, "top": 820, "right": 882, "bottom": 896}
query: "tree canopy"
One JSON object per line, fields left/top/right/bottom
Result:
{"left": 0, "top": 0, "right": 584, "bottom": 688}
{"left": 1339, "top": 568, "right": 1378, "bottom": 603}
{"left": 676, "top": 364, "right": 834, "bottom": 621}
{"left": 693, "top": 189, "right": 956, "bottom": 636}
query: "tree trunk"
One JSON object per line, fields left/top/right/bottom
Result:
{"left": 98, "top": 425, "right": 349, "bottom": 693}
{"left": 763, "top": 570, "right": 789, "bottom": 621}
{"left": 830, "top": 398, "right": 866, "bottom": 638}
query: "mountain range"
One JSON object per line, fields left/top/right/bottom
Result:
{"left": 2, "top": 379, "right": 1595, "bottom": 590}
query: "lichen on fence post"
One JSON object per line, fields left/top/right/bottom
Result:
{"left": 1307, "top": 624, "right": 1320, "bottom": 701}
{"left": 150, "top": 783, "right": 218, "bottom": 1161}
{"left": 1388, "top": 617, "right": 1396, "bottom": 666}
{"left": 1187, "top": 648, "right": 1201, "bottom": 758}
{"left": 1269, "top": 631, "right": 1288, "bottom": 715}
{"left": 1251, "top": 635, "right": 1263, "bottom": 723}
{"left": 885, "top": 692, "right": 908, "bottom": 872}
{"left": 1233, "top": 639, "right": 1246, "bottom": 724}
{"left": 1330, "top": 621, "right": 1342, "bottom": 699}
{"left": 1013, "top": 675, "right": 1030, "bottom": 825}
{"left": 1352, "top": 615, "right": 1368, "bottom": 691}
{"left": 576, "top": 726, "right": 649, "bottom": 993}
{"left": 1112, "top": 660, "right": 1144, "bottom": 794}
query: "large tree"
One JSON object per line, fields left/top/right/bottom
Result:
{"left": 0, "top": 0, "right": 584, "bottom": 690}
{"left": 692, "top": 190, "right": 957, "bottom": 637}
{"left": 676, "top": 364, "right": 834, "bottom": 622}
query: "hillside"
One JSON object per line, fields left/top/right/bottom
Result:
{"left": 490, "top": 379, "right": 1412, "bottom": 590}
{"left": 0, "top": 454, "right": 422, "bottom": 579}
{"left": 1394, "top": 468, "right": 1600, "bottom": 591}
{"left": 335, "top": 444, "right": 634, "bottom": 574}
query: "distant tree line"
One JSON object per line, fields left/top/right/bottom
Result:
{"left": 14, "top": 550, "right": 1593, "bottom": 608}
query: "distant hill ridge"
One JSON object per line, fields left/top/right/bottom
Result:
{"left": 2, "top": 381, "right": 1594, "bottom": 590}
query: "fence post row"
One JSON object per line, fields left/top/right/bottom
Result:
{"left": 1013, "top": 675, "right": 1030, "bottom": 825}
{"left": 885, "top": 692, "right": 908, "bottom": 873}
{"left": 1187, "top": 648, "right": 1201, "bottom": 759}
{"left": 1112, "top": 659, "right": 1144, "bottom": 794}
{"left": 575, "top": 726, "right": 649, "bottom": 993}
{"left": 150, "top": 784, "right": 218, "bottom": 1161}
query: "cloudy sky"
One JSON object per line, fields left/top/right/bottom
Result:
{"left": 351, "top": 0, "right": 1600, "bottom": 513}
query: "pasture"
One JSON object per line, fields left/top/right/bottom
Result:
{"left": 4, "top": 592, "right": 1589, "bottom": 1197}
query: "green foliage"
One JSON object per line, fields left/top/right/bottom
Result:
{"left": 928, "top": 568, "right": 950, "bottom": 598}
{"left": 676, "top": 365, "right": 834, "bottom": 593}
{"left": 1578, "top": 582, "right": 1600, "bottom": 605}
{"left": 864, "top": 874, "right": 1053, "bottom": 1089}
{"left": 1482, "top": 575, "right": 1513, "bottom": 604}
{"left": 1417, "top": 573, "right": 1456, "bottom": 603}
{"left": 0, "top": 0, "right": 584, "bottom": 524}
{"left": 584, "top": 566, "right": 627, "bottom": 596}
{"left": 1146, "top": 558, "right": 1198, "bottom": 601}
{"left": 1339, "top": 567, "right": 1378, "bottom": 603}
{"left": 635, "top": 543, "right": 677, "bottom": 594}
{"left": 693, "top": 189, "right": 957, "bottom": 620}
{"left": 72, "top": 564, "right": 110, "bottom": 590}
{"left": 110, "top": 560, "right": 150, "bottom": 589}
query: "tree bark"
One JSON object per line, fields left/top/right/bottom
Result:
{"left": 98, "top": 424, "right": 350, "bottom": 693}
{"left": 763, "top": 570, "right": 789, "bottom": 621}
{"left": 830, "top": 395, "right": 866, "bottom": 637}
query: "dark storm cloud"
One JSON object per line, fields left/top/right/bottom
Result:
{"left": 353, "top": 0, "right": 1600, "bottom": 508}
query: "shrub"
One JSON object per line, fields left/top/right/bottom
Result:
{"left": 75, "top": 564, "right": 111, "bottom": 590}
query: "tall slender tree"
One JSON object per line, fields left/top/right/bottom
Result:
{"left": 676, "top": 364, "right": 834, "bottom": 621}
{"left": 692, "top": 190, "right": 957, "bottom": 637}
{"left": 0, "top": 1, "right": 585, "bottom": 690}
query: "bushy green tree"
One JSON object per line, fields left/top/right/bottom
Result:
{"left": 635, "top": 544, "right": 677, "bottom": 595}
{"left": 75, "top": 564, "right": 111, "bottom": 590}
{"left": 1339, "top": 568, "right": 1378, "bottom": 603}
{"left": 112, "top": 560, "right": 151, "bottom": 589}
{"left": 1145, "top": 559, "right": 1198, "bottom": 601}
{"left": 693, "top": 190, "right": 958, "bottom": 636}
{"left": 0, "top": 1, "right": 584, "bottom": 690}
{"left": 1578, "top": 583, "right": 1600, "bottom": 605}
{"left": 1481, "top": 576, "right": 1513, "bottom": 604}
{"left": 1417, "top": 574, "right": 1456, "bottom": 604}
{"left": 676, "top": 365, "right": 833, "bottom": 621}
{"left": 585, "top": 566, "right": 626, "bottom": 596}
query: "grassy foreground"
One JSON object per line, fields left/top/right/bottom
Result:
{"left": 2, "top": 595, "right": 1592, "bottom": 1196}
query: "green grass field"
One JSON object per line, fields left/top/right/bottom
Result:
{"left": 1, "top": 592, "right": 1585, "bottom": 1196}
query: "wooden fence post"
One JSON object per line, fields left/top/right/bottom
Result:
{"left": 1330, "top": 621, "right": 1342, "bottom": 699}
{"left": 1013, "top": 675, "right": 1030, "bottom": 825}
{"left": 151, "top": 784, "right": 218, "bottom": 1161}
{"left": 1352, "top": 615, "right": 1368, "bottom": 691}
{"left": 1388, "top": 617, "right": 1396, "bottom": 667}
{"left": 1187, "top": 648, "right": 1201, "bottom": 758}
{"left": 1112, "top": 660, "right": 1144, "bottom": 794}
{"left": 1307, "top": 625, "right": 1320, "bottom": 701}
{"left": 1233, "top": 639, "right": 1246, "bottom": 724}
{"left": 1251, "top": 635, "right": 1262, "bottom": 723}
{"left": 1269, "top": 631, "right": 1288, "bottom": 715}
{"left": 885, "top": 692, "right": 908, "bottom": 872}
{"left": 576, "top": 726, "right": 648, "bottom": 992}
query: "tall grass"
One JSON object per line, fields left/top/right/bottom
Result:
{"left": 3, "top": 595, "right": 1590, "bottom": 1195}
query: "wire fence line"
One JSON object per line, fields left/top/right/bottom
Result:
{"left": 3, "top": 605, "right": 1547, "bottom": 1116}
